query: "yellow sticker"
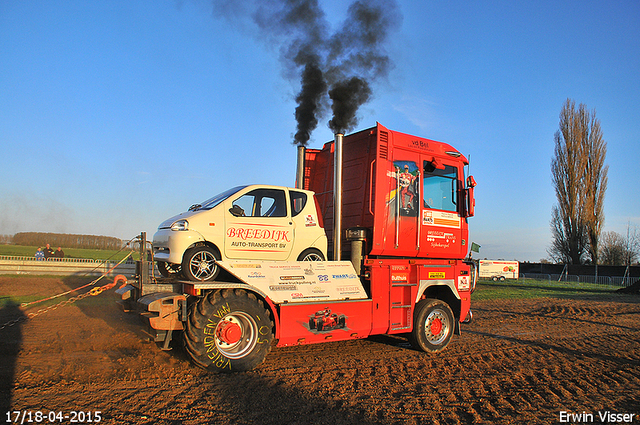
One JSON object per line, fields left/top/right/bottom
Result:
{"left": 429, "top": 272, "right": 446, "bottom": 279}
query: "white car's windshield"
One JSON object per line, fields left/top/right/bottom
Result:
{"left": 189, "top": 186, "right": 248, "bottom": 211}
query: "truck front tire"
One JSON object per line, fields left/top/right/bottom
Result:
{"left": 410, "top": 298, "right": 455, "bottom": 353}
{"left": 184, "top": 289, "right": 273, "bottom": 372}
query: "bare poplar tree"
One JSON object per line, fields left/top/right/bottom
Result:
{"left": 549, "top": 99, "right": 608, "bottom": 264}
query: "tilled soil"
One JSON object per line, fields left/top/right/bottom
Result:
{"left": 1, "top": 276, "right": 639, "bottom": 424}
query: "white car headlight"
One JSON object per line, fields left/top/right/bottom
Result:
{"left": 171, "top": 219, "right": 189, "bottom": 231}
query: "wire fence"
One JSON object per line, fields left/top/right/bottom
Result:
{"left": 0, "top": 255, "right": 135, "bottom": 264}
{"left": 519, "top": 273, "right": 637, "bottom": 287}
{"left": 0, "top": 255, "right": 140, "bottom": 277}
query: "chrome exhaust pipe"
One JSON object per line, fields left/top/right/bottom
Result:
{"left": 333, "top": 133, "right": 344, "bottom": 261}
{"left": 295, "top": 145, "right": 305, "bottom": 189}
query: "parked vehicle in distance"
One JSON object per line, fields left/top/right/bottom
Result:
{"left": 152, "top": 184, "right": 328, "bottom": 281}
{"left": 478, "top": 260, "right": 519, "bottom": 281}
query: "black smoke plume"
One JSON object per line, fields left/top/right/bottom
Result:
{"left": 294, "top": 56, "right": 327, "bottom": 145}
{"left": 211, "top": 0, "right": 401, "bottom": 145}
{"left": 328, "top": 77, "right": 371, "bottom": 134}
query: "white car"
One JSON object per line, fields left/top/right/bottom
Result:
{"left": 153, "top": 185, "right": 328, "bottom": 281}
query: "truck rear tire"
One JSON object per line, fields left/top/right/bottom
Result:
{"left": 410, "top": 298, "right": 455, "bottom": 353}
{"left": 184, "top": 289, "right": 273, "bottom": 372}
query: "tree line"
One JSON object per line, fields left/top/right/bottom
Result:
{"left": 9, "top": 232, "right": 123, "bottom": 250}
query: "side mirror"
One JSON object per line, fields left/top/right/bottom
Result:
{"left": 229, "top": 205, "right": 245, "bottom": 217}
{"left": 464, "top": 176, "right": 476, "bottom": 217}
{"left": 467, "top": 176, "right": 477, "bottom": 188}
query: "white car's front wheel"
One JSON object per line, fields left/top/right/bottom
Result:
{"left": 182, "top": 246, "right": 220, "bottom": 281}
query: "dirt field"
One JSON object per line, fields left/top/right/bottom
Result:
{"left": 1, "top": 276, "right": 639, "bottom": 425}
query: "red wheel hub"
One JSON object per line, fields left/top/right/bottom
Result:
{"left": 430, "top": 318, "right": 443, "bottom": 335}
{"left": 216, "top": 320, "right": 242, "bottom": 344}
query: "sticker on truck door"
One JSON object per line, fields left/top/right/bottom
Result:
{"left": 388, "top": 160, "right": 419, "bottom": 217}
{"left": 422, "top": 210, "right": 461, "bottom": 228}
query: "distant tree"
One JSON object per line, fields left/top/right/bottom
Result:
{"left": 13, "top": 232, "right": 122, "bottom": 250}
{"left": 599, "top": 231, "right": 625, "bottom": 266}
{"left": 596, "top": 224, "right": 639, "bottom": 266}
{"left": 623, "top": 222, "right": 640, "bottom": 266}
{"left": 549, "top": 99, "right": 608, "bottom": 264}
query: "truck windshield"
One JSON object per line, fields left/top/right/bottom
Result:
{"left": 423, "top": 163, "right": 458, "bottom": 212}
{"left": 192, "top": 186, "right": 248, "bottom": 211}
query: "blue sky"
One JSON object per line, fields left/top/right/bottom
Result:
{"left": 1, "top": 0, "right": 638, "bottom": 262}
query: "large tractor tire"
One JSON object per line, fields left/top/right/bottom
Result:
{"left": 184, "top": 289, "right": 273, "bottom": 372}
{"left": 410, "top": 298, "right": 455, "bottom": 353}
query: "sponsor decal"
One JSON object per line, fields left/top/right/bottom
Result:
{"left": 305, "top": 215, "right": 317, "bottom": 227}
{"left": 280, "top": 275, "right": 305, "bottom": 281}
{"left": 427, "top": 230, "right": 456, "bottom": 243}
{"left": 409, "top": 139, "right": 433, "bottom": 151}
{"left": 332, "top": 274, "right": 358, "bottom": 279}
{"left": 457, "top": 276, "right": 471, "bottom": 291}
{"left": 392, "top": 273, "right": 409, "bottom": 283}
{"left": 269, "top": 285, "right": 297, "bottom": 291}
{"left": 308, "top": 309, "right": 347, "bottom": 332}
{"left": 429, "top": 271, "right": 446, "bottom": 279}
{"left": 279, "top": 279, "right": 316, "bottom": 286}
{"left": 229, "top": 263, "right": 262, "bottom": 269}
{"left": 231, "top": 241, "right": 282, "bottom": 249}
{"left": 423, "top": 210, "right": 434, "bottom": 225}
{"left": 336, "top": 285, "right": 360, "bottom": 295}
{"left": 391, "top": 265, "right": 408, "bottom": 271}
{"left": 423, "top": 210, "right": 461, "bottom": 229}
{"left": 247, "top": 271, "right": 266, "bottom": 278}
{"left": 267, "top": 264, "right": 304, "bottom": 270}
{"left": 227, "top": 227, "right": 292, "bottom": 242}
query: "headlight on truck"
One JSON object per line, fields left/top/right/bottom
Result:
{"left": 171, "top": 219, "right": 189, "bottom": 231}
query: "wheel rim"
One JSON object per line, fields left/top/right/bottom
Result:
{"left": 189, "top": 250, "right": 217, "bottom": 280}
{"left": 302, "top": 252, "right": 323, "bottom": 261}
{"left": 424, "top": 308, "right": 450, "bottom": 345}
{"left": 214, "top": 311, "right": 258, "bottom": 359}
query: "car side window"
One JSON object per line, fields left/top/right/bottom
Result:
{"left": 289, "top": 191, "right": 307, "bottom": 217}
{"left": 232, "top": 189, "right": 287, "bottom": 217}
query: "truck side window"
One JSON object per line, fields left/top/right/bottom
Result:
{"left": 232, "top": 189, "right": 288, "bottom": 218}
{"left": 423, "top": 162, "right": 458, "bottom": 212}
{"left": 289, "top": 191, "right": 307, "bottom": 217}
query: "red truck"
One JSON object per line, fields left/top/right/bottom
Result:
{"left": 118, "top": 122, "right": 476, "bottom": 372}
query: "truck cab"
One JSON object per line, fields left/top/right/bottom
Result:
{"left": 152, "top": 184, "right": 327, "bottom": 281}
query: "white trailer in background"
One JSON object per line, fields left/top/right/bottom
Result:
{"left": 479, "top": 260, "right": 519, "bottom": 281}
